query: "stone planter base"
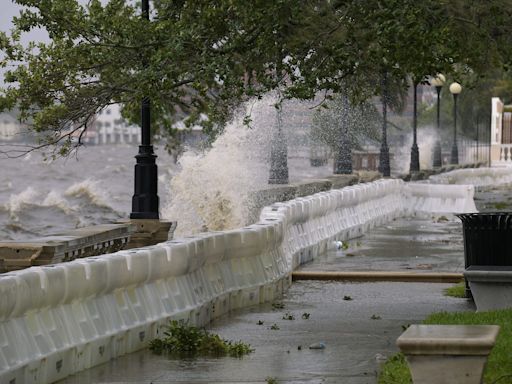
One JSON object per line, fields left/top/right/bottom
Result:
{"left": 397, "top": 325, "right": 499, "bottom": 384}
{"left": 464, "top": 266, "right": 512, "bottom": 311}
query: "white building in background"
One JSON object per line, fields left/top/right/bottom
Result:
{"left": 0, "top": 112, "right": 23, "bottom": 141}
{"left": 80, "top": 104, "right": 141, "bottom": 145}
{"left": 491, "top": 97, "right": 511, "bottom": 165}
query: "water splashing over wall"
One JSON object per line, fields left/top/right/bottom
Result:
{"left": 162, "top": 96, "right": 280, "bottom": 237}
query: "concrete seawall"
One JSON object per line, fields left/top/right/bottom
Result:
{"left": 0, "top": 175, "right": 479, "bottom": 384}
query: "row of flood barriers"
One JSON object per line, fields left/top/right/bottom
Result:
{"left": 428, "top": 167, "right": 512, "bottom": 186}
{"left": 0, "top": 177, "right": 479, "bottom": 384}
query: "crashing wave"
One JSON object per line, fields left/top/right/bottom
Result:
{"left": 162, "top": 96, "right": 277, "bottom": 237}
{"left": 64, "top": 179, "right": 112, "bottom": 209}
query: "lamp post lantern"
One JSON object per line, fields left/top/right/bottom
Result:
{"left": 431, "top": 74, "right": 445, "bottom": 168}
{"left": 449, "top": 82, "right": 462, "bottom": 165}
{"left": 130, "top": 0, "right": 159, "bottom": 219}
{"left": 409, "top": 81, "right": 420, "bottom": 173}
{"left": 378, "top": 72, "right": 391, "bottom": 177}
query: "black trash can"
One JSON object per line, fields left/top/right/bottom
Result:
{"left": 456, "top": 212, "right": 512, "bottom": 297}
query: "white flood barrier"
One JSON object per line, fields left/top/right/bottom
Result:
{"left": 0, "top": 178, "right": 477, "bottom": 384}
{"left": 428, "top": 167, "right": 512, "bottom": 187}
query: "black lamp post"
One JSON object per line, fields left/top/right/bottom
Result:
{"left": 334, "top": 94, "right": 352, "bottom": 174}
{"left": 431, "top": 73, "right": 445, "bottom": 168}
{"left": 378, "top": 73, "right": 391, "bottom": 177}
{"left": 268, "top": 107, "right": 289, "bottom": 184}
{"left": 488, "top": 113, "right": 492, "bottom": 166}
{"left": 409, "top": 81, "right": 420, "bottom": 173}
{"left": 449, "top": 82, "right": 462, "bottom": 165}
{"left": 130, "top": 0, "right": 159, "bottom": 219}
{"left": 476, "top": 113, "right": 480, "bottom": 163}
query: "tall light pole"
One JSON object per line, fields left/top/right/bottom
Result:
{"left": 378, "top": 72, "right": 391, "bottom": 177}
{"left": 449, "top": 82, "right": 462, "bottom": 165}
{"left": 488, "top": 112, "right": 492, "bottom": 166}
{"left": 334, "top": 94, "right": 352, "bottom": 174}
{"left": 476, "top": 113, "right": 480, "bottom": 163}
{"left": 409, "top": 81, "right": 420, "bottom": 173}
{"left": 431, "top": 73, "right": 445, "bottom": 167}
{"left": 130, "top": 0, "right": 159, "bottom": 219}
{"left": 268, "top": 107, "right": 289, "bottom": 184}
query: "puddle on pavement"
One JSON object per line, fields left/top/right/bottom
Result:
{"left": 301, "top": 216, "right": 464, "bottom": 273}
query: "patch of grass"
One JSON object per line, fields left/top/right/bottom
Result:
{"left": 379, "top": 309, "right": 512, "bottom": 384}
{"left": 491, "top": 201, "right": 509, "bottom": 210}
{"left": 378, "top": 353, "right": 411, "bottom": 384}
{"left": 266, "top": 377, "right": 278, "bottom": 384}
{"left": 444, "top": 282, "right": 466, "bottom": 298}
{"left": 149, "top": 321, "right": 253, "bottom": 358}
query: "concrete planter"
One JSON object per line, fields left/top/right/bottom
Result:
{"left": 464, "top": 266, "right": 512, "bottom": 311}
{"left": 397, "top": 324, "right": 500, "bottom": 384}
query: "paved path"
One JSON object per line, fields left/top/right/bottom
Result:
{"left": 58, "top": 282, "right": 473, "bottom": 384}
{"left": 301, "top": 216, "right": 464, "bottom": 274}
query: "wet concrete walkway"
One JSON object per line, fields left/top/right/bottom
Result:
{"left": 301, "top": 216, "right": 464, "bottom": 274}
{"left": 57, "top": 184, "right": 507, "bottom": 384}
{"left": 58, "top": 282, "right": 473, "bottom": 384}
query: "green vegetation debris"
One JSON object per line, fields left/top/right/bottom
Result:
{"left": 301, "top": 313, "right": 311, "bottom": 319}
{"left": 149, "top": 321, "right": 253, "bottom": 358}
{"left": 282, "top": 312, "right": 295, "bottom": 320}
{"left": 270, "top": 323, "right": 280, "bottom": 330}
{"left": 257, "top": 320, "right": 264, "bottom": 325}
{"left": 379, "top": 309, "right": 512, "bottom": 384}
{"left": 343, "top": 295, "right": 353, "bottom": 301}
{"left": 371, "top": 314, "right": 382, "bottom": 320}
{"left": 266, "top": 377, "right": 278, "bottom": 384}
{"left": 444, "top": 282, "right": 466, "bottom": 298}
{"left": 436, "top": 215, "right": 449, "bottom": 223}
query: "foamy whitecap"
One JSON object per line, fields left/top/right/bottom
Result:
{"left": 5, "top": 186, "right": 40, "bottom": 216}
{"left": 64, "top": 179, "right": 111, "bottom": 208}
{"left": 42, "top": 191, "right": 75, "bottom": 214}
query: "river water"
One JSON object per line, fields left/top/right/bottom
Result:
{"left": 0, "top": 144, "right": 178, "bottom": 241}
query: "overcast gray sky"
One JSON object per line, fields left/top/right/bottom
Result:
{"left": 0, "top": 1, "right": 21, "bottom": 32}
{"left": 0, "top": 0, "right": 101, "bottom": 85}
{"left": 1, "top": 1, "right": 48, "bottom": 43}
{"left": 0, "top": 0, "right": 105, "bottom": 41}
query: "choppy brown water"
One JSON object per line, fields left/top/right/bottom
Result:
{"left": 0, "top": 144, "right": 177, "bottom": 240}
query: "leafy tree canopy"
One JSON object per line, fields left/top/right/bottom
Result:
{"left": 1, "top": 0, "right": 512, "bottom": 156}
